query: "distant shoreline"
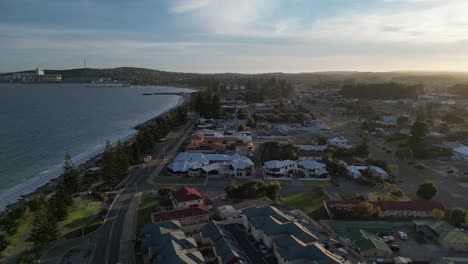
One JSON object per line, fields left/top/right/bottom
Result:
{"left": 0, "top": 92, "right": 191, "bottom": 214}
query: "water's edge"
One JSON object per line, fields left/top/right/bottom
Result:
{"left": 0, "top": 93, "right": 187, "bottom": 212}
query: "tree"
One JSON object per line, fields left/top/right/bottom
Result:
{"left": 49, "top": 182, "right": 72, "bottom": 221}
{"left": 62, "top": 153, "right": 79, "bottom": 194}
{"left": 416, "top": 182, "right": 438, "bottom": 200}
{"left": 265, "top": 181, "right": 281, "bottom": 201}
{"left": 114, "top": 141, "right": 130, "bottom": 178}
{"left": 446, "top": 208, "right": 467, "bottom": 227}
{"left": 354, "top": 136, "right": 369, "bottom": 157}
{"left": 397, "top": 115, "right": 410, "bottom": 127}
{"left": 101, "top": 141, "right": 117, "bottom": 187}
{"left": 408, "top": 116, "right": 429, "bottom": 158}
{"left": 0, "top": 234, "right": 8, "bottom": 254}
{"left": 27, "top": 203, "right": 59, "bottom": 247}
{"left": 158, "top": 187, "right": 176, "bottom": 197}
{"left": 432, "top": 208, "right": 445, "bottom": 220}
{"left": 238, "top": 124, "right": 246, "bottom": 131}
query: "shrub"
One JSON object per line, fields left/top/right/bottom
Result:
{"left": 415, "top": 163, "right": 427, "bottom": 170}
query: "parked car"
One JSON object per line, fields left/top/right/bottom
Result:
{"left": 220, "top": 195, "right": 226, "bottom": 201}
{"left": 397, "top": 231, "right": 408, "bottom": 240}
{"left": 390, "top": 244, "right": 400, "bottom": 251}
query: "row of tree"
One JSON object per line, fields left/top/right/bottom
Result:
{"left": 190, "top": 89, "right": 221, "bottom": 118}
{"left": 225, "top": 180, "right": 281, "bottom": 201}
{"left": 341, "top": 82, "right": 422, "bottom": 100}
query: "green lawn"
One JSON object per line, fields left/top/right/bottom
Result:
{"left": 281, "top": 191, "right": 328, "bottom": 219}
{"left": 59, "top": 198, "right": 102, "bottom": 236}
{"left": 154, "top": 177, "right": 205, "bottom": 185}
{"left": 373, "top": 192, "right": 397, "bottom": 201}
{"left": 339, "top": 192, "right": 358, "bottom": 200}
{"left": 301, "top": 181, "right": 330, "bottom": 188}
{"left": 138, "top": 191, "right": 161, "bottom": 226}
{"left": 7, "top": 210, "right": 34, "bottom": 246}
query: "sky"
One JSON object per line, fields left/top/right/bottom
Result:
{"left": 1, "top": 0, "right": 468, "bottom": 73}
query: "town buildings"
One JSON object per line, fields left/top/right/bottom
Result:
{"left": 141, "top": 221, "right": 205, "bottom": 263}
{"left": 168, "top": 152, "right": 254, "bottom": 177}
{"left": 263, "top": 160, "right": 328, "bottom": 178}
{"left": 324, "top": 200, "right": 446, "bottom": 218}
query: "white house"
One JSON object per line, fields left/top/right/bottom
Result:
{"left": 380, "top": 116, "right": 397, "bottom": 126}
{"left": 348, "top": 165, "right": 389, "bottom": 180}
{"left": 296, "top": 160, "right": 328, "bottom": 178}
{"left": 263, "top": 160, "right": 328, "bottom": 178}
{"left": 169, "top": 152, "right": 254, "bottom": 177}
{"left": 301, "top": 119, "right": 326, "bottom": 131}
{"left": 297, "top": 145, "right": 327, "bottom": 152}
{"left": 453, "top": 146, "right": 468, "bottom": 161}
{"left": 327, "top": 137, "right": 353, "bottom": 149}
{"left": 263, "top": 160, "right": 296, "bottom": 177}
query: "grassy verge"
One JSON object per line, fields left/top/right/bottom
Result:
{"left": 154, "top": 177, "right": 205, "bottom": 185}
{"left": 138, "top": 191, "right": 160, "bottom": 226}
{"left": 339, "top": 192, "right": 358, "bottom": 200}
{"left": 281, "top": 191, "right": 328, "bottom": 219}
{"left": 301, "top": 181, "right": 331, "bottom": 188}
{"left": 60, "top": 197, "right": 102, "bottom": 236}
{"left": 373, "top": 192, "right": 396, "bottom": 201}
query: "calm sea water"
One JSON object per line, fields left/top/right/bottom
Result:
{"left": 0, "top": 83, "right": 189, "bottom": 207}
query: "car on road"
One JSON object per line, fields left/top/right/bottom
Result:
{"left": 220, "top": 194, "right": 226, "bottom": 200}
{"left": 390, "top": 244, "right": 400, "bottom": 252}
{"left": 397, "top": 231, "right": 408, "bottom": 240}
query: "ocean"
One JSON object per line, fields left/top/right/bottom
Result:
{"left": 0, "top": 83, "right": 191, "bottom": 210}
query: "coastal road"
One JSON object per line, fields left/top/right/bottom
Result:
{"left": 90, "top": 116, "right": 196, "bottom": 264}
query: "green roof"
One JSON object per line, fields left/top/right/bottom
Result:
{"left": 274, "top": 235, "right": 342, "bottom": 264}
{"left": 429, "top": 257, "right": 468, "bottom": 264}
{"left": 355, "top": 238, "right": 391, "bottom": 253}
{"left": 325, "top": 220, "right": 393, "bottom": 242}
{"left": 414, "top": 221, "right": 468, "bottom": 245}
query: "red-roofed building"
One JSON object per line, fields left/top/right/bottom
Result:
{"left": 152, "top": 187, "right": 213, "bottom": 235}
{"left": 151, "top": 206, "right": 210, "bottom": 235}
{"left": 161, "top": 187, "right": 213, "bottom": 211}
{"left": 324, "top": 200, "right": 445, "bottom": 218}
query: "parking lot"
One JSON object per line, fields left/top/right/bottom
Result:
{"left": 388, "top": 224, "right": 466, "bottom": 261}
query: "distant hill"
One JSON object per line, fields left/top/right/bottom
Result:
{"left": 3, "top": 67, "right": 468, "bottom": 88}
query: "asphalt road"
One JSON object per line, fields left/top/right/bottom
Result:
{"left": 89, "top": 117, "right": 196, "bottom": 264}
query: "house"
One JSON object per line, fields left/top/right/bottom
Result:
{"left": 263, "top": 160, "right": 329, "bottom": 179}
{"left": 216, "top": 205, "right": 242, "bottom": 222}
{"left": 263, "top": 160, "right": 296, "bottom": 177}
{"left": 296, "top": 160, "right": 328, "bottom": 178}
{"left": 140, "top": 221, "right": 205, "bottom": 263}
{"left": 328, "top": 137, "right": 353, "bottom": 149}
{"left": 151, "top": 207, "right": 210, "bottom": 236}
{"left": 380, "top": 116, "right": 397, "bottom": 126}
{"left": 188, "top": 133, "right": 253, "bottom": 153}
{"left": 241, "top": 206, "right": 342, "bottom": 263}
{"left": 348, "top": 165, "right": 389, "bottom": 180}
{"left": 324, "top": 200, "right": 445, "bottom": 218}
{"left": 169, "top": 152, "right": 254, "bottom": 177}
{"left": 428, "top": 132, "right": 447, "bottom": 145}
{"left": 154, "top": 187, "right": 213, "bottom": 235}
{"left": 414, "top": 221, "right": 468, "bottom": 252}
{"left": 200, "top": 221, "right": 249, "bottom": 264}
{"left": 169, "top": 187, "right": 213, "bottom": 210}
{"left": 453, "top": 146, "right": 468, "bottom": 161}
{"left": 297, "top": 144, "right": 327, "bottom": 152}
{"left": 322, "top": 220, "right": 393, "bottom": 258}
{"left": 300, "top": 119, "right": 326, "bottom": 131}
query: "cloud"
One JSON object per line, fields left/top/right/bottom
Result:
{"left": 169, "top": 0, "right": 212, "bottom": 14}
